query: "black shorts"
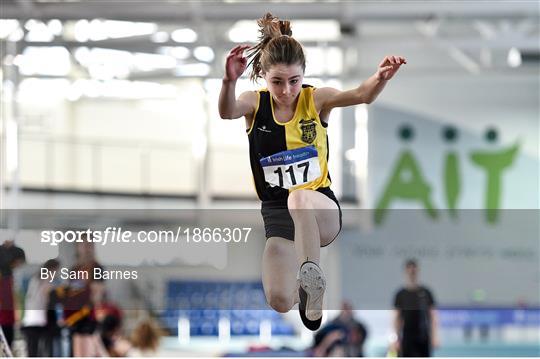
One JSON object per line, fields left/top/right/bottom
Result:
{"left": 400, "top": 338, "right": 432, "bottom": 357}
{"left": 260, "top": 187, "right": 342, "bottom": 246}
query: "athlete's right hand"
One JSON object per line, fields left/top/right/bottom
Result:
{"left": 224, "top": 45, "right": 251, "bottom": 82}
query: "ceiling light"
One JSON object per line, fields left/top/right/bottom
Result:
{"left": 74, "top": 19, "right": 90, "bottom": 42}
{"left": 507, "top": 47, "right": 522, "bottom": 68}
{"left": 0, "top": 20, "right": 20, "bottom": 39}
{"left": 47, "top": 19, "right": 63, "bottom": 36}
{"left": 171, "top": 28, "right": 197, "bottom": 43}
{"left": 194, "top": 46, "right": 214, "bottom": 62}
{"left": 152, "top": 31, "right": 169, "bottom": 43}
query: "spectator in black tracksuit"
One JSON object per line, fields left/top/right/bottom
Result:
{"left": 392, "top": 259, "right": 439, "bottom": 357}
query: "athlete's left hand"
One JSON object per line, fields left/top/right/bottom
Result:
{"left": 376, "top": 55, "right": 406, "bottom": 81}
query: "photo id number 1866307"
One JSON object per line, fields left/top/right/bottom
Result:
{"left": 185, "top": 227, "right": 252, "bottom": 243}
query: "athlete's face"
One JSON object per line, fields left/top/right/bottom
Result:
{"left": 264, "top": 63, "right": 304, "bottom": 107}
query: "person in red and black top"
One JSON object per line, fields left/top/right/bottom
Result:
{"left": 392, "top": 259, "right": 439, "bottom": 357}
{"left": 51, "top": 239, "right": 107, "bottom": 356}
{"left": 0, "top": 241, "right": 26, "bottom": 349}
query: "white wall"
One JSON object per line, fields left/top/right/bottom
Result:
{"left": 335, "top": 91, "right": 539, "bottom": 308}
{"left": 15, "top": 78, "right": 257, "bottom": 196}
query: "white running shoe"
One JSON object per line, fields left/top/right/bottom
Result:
{"left": 297, "top": 260, "right": 326, "bottom": 331}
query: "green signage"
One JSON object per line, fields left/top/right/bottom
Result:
{"left": 374, "top": 125, "right": 519, "bottom": 225}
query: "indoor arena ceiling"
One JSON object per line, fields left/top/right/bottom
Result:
{"left": 1, "top": 0, "right": 538, "bottom": 78}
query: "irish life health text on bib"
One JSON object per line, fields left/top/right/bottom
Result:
{"left": 260, "top": 146, "right": 321, "bottom": 189}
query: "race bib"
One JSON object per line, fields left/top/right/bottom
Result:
{"left": 260, "top": 146, "right": 321, "bottom": 189}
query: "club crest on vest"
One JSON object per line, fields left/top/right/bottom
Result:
{"left": 300, "top": 118, "right": 317, "bottom": 144}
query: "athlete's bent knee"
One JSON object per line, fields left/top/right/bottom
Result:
{"left": 287, "top": 190, "right": 313, "bottom": 210}
{"left": 266, "top": 292, "right": 293, "bottom": 313}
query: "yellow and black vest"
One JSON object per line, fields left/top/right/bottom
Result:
{"left": 247, "top": 85, "right": 332, "bottom": 202}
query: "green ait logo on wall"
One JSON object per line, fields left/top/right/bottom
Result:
{"left": 374, "top": 124, "right": 519, "bottom": 225}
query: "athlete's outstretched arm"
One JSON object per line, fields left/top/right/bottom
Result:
{"left": 219, "top": 45, "right": 257, "bottom": 120}
{"left": 314, "top": 55, "right": 406, "bottom": 112}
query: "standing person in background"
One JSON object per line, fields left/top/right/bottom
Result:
{"left": 0, "top": 240, "right": 26, "bottom": 349}
{"left": 56, "top": 239, "right": 107, "bottom": 356}
{"left": 219, "top": 12, "right": 406, "bottom": 330}
{"left": 392, "top": 259, "right": 439, "bottom": 357}
{"left": 22, "top": 258, "right": 60, "bottom": 357}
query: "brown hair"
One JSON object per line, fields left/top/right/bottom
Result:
{"left": 247, "top": 13, "right": 306, "bottom": 82}
{"left": 130, "top": 318, "right": 163, "bottom": 352}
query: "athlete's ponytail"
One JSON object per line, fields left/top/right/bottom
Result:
{"left": 247, "top": 13, "right": 306, "bottom": 82}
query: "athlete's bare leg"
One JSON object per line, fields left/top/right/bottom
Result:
{"left": 262, "top": 237, "right": 300, "bottom": 313}
{"left": 287, "top": 189, "right": 340, "bottom": 265}
{"left": 262, "top": 191, "right": 340, "bottom": 314}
